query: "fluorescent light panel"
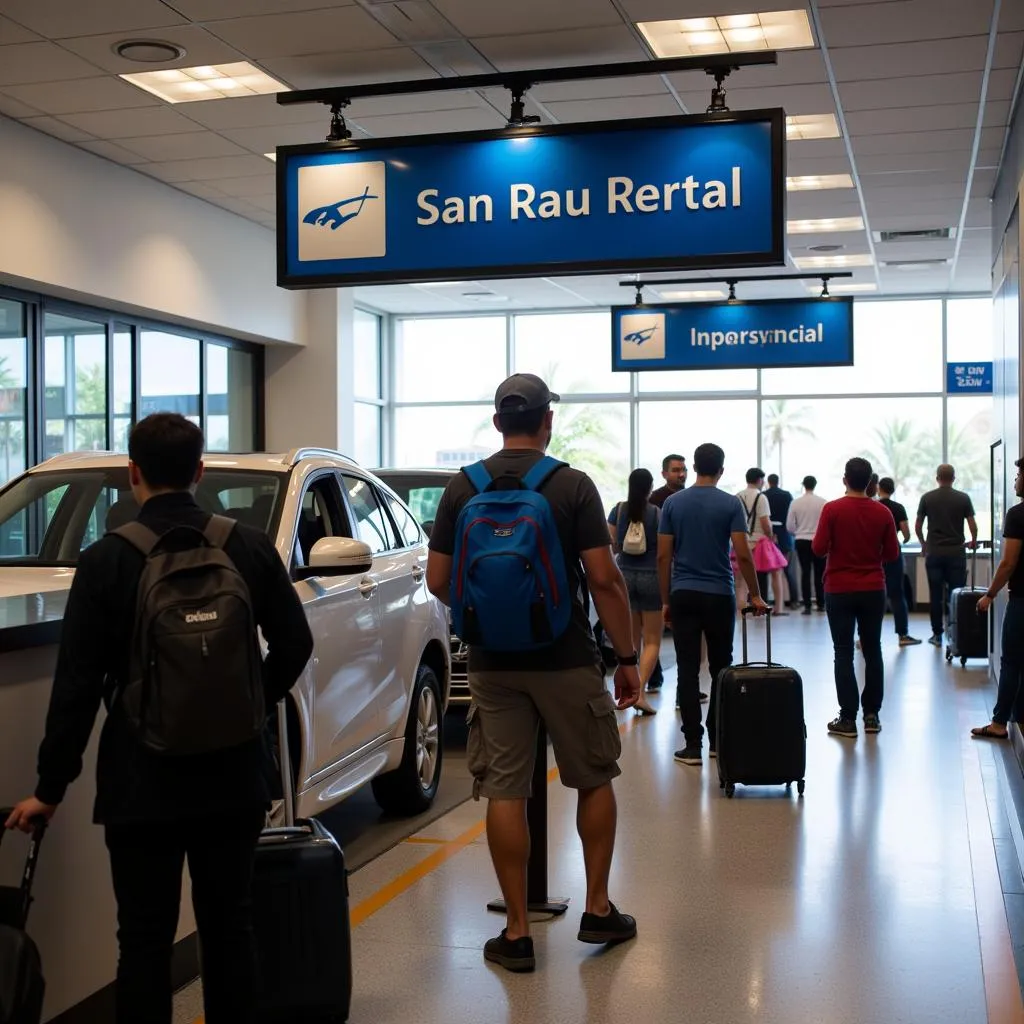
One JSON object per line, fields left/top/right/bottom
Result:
{"left": 787, "top": 174, "right": 854, "bottom": 191}
{"left": 805, "top": 283, "right": 878, "bottom": 294}
{"left": 658, "top": 289, "right": 728, "bottom": 300}
{"left": 794, "top": 253, "right": 875, "bottom": 269}
{"left": 638, "top": 9, "right": 813, "bottom": 58}
{"left": 787, "top": 216, "right": 864, "bottom": 234}
{"left": 120, "top": 62, "right": 289, "bottom": 104}
{"left": 264, "top": 153, "right": 276, "bottom": 162}
{"left": 786, "top": 114, "right": 840, "bottom": 141}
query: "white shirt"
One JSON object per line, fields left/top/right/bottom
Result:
{"left": 736, "top": 487, "right": 772, "bottom": 540}
{"left": 787, "top": 492, "right": 827, "bottom": 541}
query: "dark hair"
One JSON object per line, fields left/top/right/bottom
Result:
{"left": 745, "top": 467, "right": 765, "bottom": 486}
{"left": 1016, "top": 458, "right": 1024, "bottom": 470}
{"left": 497, "top": 404, "right": 548, "bottom": 437}
{"left": 844, "top": 457, "right": 873, "bottom": 493}
{"left": 866, "top": 473, "right": 879, "bottom": 498}
{"left": 693, "top": 443, "right": 725, "bottom": 477}
{"left": 767, "top": 474, "right": 779, "bottom": 487}
{"left": 937, "top": 464, "right": 956, "bottom": 483}
{"left": 626, "top": 468, "right": 654, "bottom": 523}
{"left": 802, "top": 475, "right": 817, "bottom": 491}
{"left": 879, "top": 477, "right": 896, "bottom": 495}
{"left": 128, "top": 413, "right": 204, "bottom": 490}
{"left": 662, "top": 453, "right": 684, "bottom": 472}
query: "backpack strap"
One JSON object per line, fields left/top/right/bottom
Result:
{"left": 462, "top": 461, "right": 492, "bottom": 495}
{"left": 203, "top": 514, "right": 237, "bottom": 549}
{"left": 113, "top": 521, "right": 162, "bottom": 556}
{"left": 521, "top": 455, "right": 567, "bottom": 493}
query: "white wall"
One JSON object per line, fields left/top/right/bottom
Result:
{"left": 0, "top": 116, "right": 304, "bottom": 347}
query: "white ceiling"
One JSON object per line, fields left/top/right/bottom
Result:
{"left": 0, "top": 0, "right": 1021, "bottom": 314}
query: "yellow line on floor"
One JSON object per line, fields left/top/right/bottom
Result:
{"left": 402, "top": 836, "right": 450, "bottom": 845}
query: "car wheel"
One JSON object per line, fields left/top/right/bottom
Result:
{"left": 371, "top": 663, "right": 443, "bottom": 816}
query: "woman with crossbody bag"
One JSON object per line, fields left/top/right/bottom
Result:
{"left": 733, "top": 469, "right": 789, "bottom": 615}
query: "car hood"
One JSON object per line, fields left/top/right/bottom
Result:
{"left": 0, "top": 567, "right": 76, "bottom": 598}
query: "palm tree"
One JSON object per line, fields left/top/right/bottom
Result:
{"left": 762, "top": 400, "right": 814, "bottom": 481}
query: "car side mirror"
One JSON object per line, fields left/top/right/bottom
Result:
{"left": 296, "top": 537, "right": 374, "bottom": 579}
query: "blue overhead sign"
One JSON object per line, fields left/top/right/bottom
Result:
{"left": 276, "top": 111, "right": 785, "bottom": 288}
{"left": 947, "top": 362, "right": 993, "bottom": 394}
{"left": 611, "top": 297, "right": 854, "bottom": 372}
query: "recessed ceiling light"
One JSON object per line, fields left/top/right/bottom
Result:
{"left": 658, "top": 289, "right": 728, "bottom": 300}
{"left": 120, "top": 61, "right": 289, "bottom": 104}
{"left": 805, "top": 282, "right": 878, "bottom": 294}
{"left": 787, "top": 174, "right": 854, "bottom": 191}
{"left": 794, "top": 253, "right": 874, "bottom": 269}
{"left": 638, "top": 9, "right": 814, "bottom": 58}
{"left": 114, "top": 39, "right": 186, "bottom": 63}
{"left": 786, "top": 114, "right": 840, "bottom": 141}
{"left": 788, "top": 216, "right": 864, "bottom": 234}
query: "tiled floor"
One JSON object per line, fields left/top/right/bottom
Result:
{"left": 175, "top": 612, "right": 1024, "bottom": 1024}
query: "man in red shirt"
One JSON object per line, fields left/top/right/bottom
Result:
{"left": 812, "top": 457, "right": 900, "bottom": 738}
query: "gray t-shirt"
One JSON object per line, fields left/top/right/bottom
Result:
{"left": 917, "top": 486, "right": 975, "bottom": 557}
{"left": 429, "top": 449, "right": 607, "bottom": 672}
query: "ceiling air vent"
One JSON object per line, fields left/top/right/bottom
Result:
{"left": 874, "top": 227, "right": 957, "bottom": 243}
{"left": 880, "top": 258, "right": 951, "bottom": 271}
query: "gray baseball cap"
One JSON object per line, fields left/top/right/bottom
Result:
{"left": 494, "top": 373, "right": 560, "bottom": 413}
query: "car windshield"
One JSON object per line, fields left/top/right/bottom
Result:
{"left": 374, "top": 473, "right": 450, "bottom": 533}
{"left": 0, "top": 467, "right": 285, "bottom": 566}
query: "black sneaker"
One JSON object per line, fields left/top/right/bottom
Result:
{"left": 928, "top": 634, "right": 943, "bottom": 647}
{"left": 674, "top": 746, "right": 703, "bottom": 765}
{"left": 801, "top": 607, "right": 812, "bottom": 616}
{"left": 863, "top": 713, "right": 881, "bottom": 734}
{"left": 827, "top": 715, "right": 858, "bottom": 738}
{"left": 484, "top": 930, "right": 535, "bottom": 972}
{"left": 578, "top": 902, "right": 637, "bottom": 945}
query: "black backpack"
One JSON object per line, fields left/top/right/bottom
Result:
{"left": 113, "top": 516, "right": 266, "bottom": 756}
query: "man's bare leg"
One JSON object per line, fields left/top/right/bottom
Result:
{"left": 486, "top": 798, "right": 530, "bottom": 938}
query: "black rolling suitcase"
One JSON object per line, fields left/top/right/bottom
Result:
{"left": 717, "top": 610, "right": 806, "bottom": 799}
{"left": 0, "top": 811, "right": 46, "bottom": 1024}
{"left": 947, "top": 545, "right": 989, "bottom": 666}
{"left": 252, "top": 705, "right": 352, "bottom": 1024}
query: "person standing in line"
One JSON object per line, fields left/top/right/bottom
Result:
{"left": 765, "top": 473, "right": 798, "bottom": 609}
{"left": 971, "top": 459, "right": 1024, "bottom": 740}
{"left": 426, "top": 373, "right": 640, "bottom": 973}
{"left": 735, "top": 468, "right": 790, "bottom": 615}
{"left": 5, "top": 414, "right": 315, "bottom": 1024}
{"left": 877, "top": 477, "right": 922, "bottom": 647}
{"left": 813, "top": 457, "right": 899, "bottom": 738}
{"left": 658, "top": 443, "right": 768, "bottom": 767}
{"left": 650, "top": 453, "right": 687, "bottom": 508}
{"left": 608, "top": 467, "right": 661, "bottom": 715}
{"left": 787, "top": 476, "right": 828, "bottom": 615}
{"left": 916, "top": 464, "right": 978, "bottom": 647}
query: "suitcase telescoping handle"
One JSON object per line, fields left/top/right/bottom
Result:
{"left": 277, "top": 700, "right": 296, "bottom": 829}
{"left": 740, "top": 606, "right": 772, "bottom": 665}
{"left": 0, "top": 808, "right": 47, "bottom": 928}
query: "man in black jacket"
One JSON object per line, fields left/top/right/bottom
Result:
{"left": 5, "top": 414, "right": 314, "bottom": 1024}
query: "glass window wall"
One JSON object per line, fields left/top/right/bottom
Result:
{"left": 207, "top": 344, "right": 255, "bottom": 452}
{"left": 43, "top": 312, "right": 108, "bottom": 457}
{"left": 395, "top": 316, "right": 505, "bottom": 403}
{"left": 140, "top": 330, "right": 200, "bottom": 423}
{"left": 0, "top": 299, "right": 28, "bottom": 486}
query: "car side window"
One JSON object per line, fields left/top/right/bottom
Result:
{"left": 295, "top": 475, "right": 345, "bottom": 567}
{"left": 385, "top": 494, "right": 423, "bottom": 548}
{"left": 340, "top": 475, "right": 394, "bottom": 555}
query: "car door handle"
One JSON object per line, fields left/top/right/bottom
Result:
{"left": 411, "top": 565, "right": 425, "bottom": 581}
{"left": 358, "top": 578, "right": 378, "bottom": 599}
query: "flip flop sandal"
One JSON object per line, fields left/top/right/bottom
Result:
{"left": 971, "top": 724, "right": 1008, "bottom": 739}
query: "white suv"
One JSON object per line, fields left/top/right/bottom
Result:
{"left": 0, "top": 448, "right": 451, "bottom": 817}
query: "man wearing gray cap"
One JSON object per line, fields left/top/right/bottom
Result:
{"left": 427, "top": 373, "right": 641, "bottom": 973}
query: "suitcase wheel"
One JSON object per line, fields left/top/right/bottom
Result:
{"left": 946, "top": 649, "right": 953, "bottom": 663}
{"left": 961, "top": 657, "right": 967, "bottom": 667}
{"left": 797, "top": 779, "right": 805, "bottom": 797}
{"left": 725, "top": 783, "right": 736, "bottom": 798}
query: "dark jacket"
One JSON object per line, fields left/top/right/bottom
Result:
{"left": 35, "top": 492, "right": 314, "bottom": 824}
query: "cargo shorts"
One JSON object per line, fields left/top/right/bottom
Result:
{"left": 466, "top": 664, "right": 622, "bottom": 800}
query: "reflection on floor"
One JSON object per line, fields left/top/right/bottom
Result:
{"left": 175, "top": 613, "right": 1024, "bottom": 1024}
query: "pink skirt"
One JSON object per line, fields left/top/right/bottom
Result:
{"left": 732, "top": 537, "right": 789, "bottom": 573}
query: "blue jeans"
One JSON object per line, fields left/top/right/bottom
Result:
{"left": 993, "top": 597, "right": 1024, "bottom": 725}
{"left": 884, "top": 555, "right": 909, "bottom": 636}
{"left": 925, "top": 554, "right": 967, "bottom": 636}
{"left": 826, "top": 590, "right": 886, "bottom": 720}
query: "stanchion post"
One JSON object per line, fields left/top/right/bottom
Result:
{"left": 487, "top": 723, "right": 570, "bottom": 917}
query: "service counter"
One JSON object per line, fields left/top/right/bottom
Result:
{"left": 0, "top": 592, "right": 196, "bottom": 1023}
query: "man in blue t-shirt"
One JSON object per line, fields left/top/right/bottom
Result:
{"left": 658, "top": 443, "right": 767, "bottom": 765}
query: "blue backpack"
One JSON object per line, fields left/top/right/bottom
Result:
{"left": 450, "top": 456, "right": 571, "bottom": 652}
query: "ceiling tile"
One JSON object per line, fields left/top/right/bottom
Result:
{"left": 205, "top": 7, "right": 398, "bottom": 58}
{"left": 0, "top": 42, "right": 102, "bottom": 86}
{"left": 59, "top": 25, "right": 247, "bottom": 74}
{"left": 348, "top": 91, "right": 483, "bottom": 118}
{"left": 141, "top": 153, "right": 279, "bottom": 182}
{"left": 677, "top": 83, "right": 835, "bottom": 116}
{"left": 533, "top": 75, "right": 666, "bottom": 102}
{"left": 0, "top": 91, "right": 41, "bottom": 118}
{"left": 820, "top": 0, "right": 992, "bottom": 47}
{"left": 669, "top": 50, "right": 828, "bottom": 93}
{"left": 1, "top": 76, "right": 158, "bottom": 114}
{"left": 178, "top": 93, "right": 326, "bottom": 130}
{"left": 616, "top": 0, "right": 797, "bottom": 19}
{"left": 115, "top": 130, "right": 252, "bottom": 161}
{"left": 543, "top": 93, "right": 682, "bottom": 122}
{"left": 846, "top": 102, "right": 999, "bottom": 136}
{"left": 59, "top": 106, "right": 208, "bottom": 139}
{"left": 838, "top": 71, "right": 989, "bottom": 112}
{"left": 206, "top": 195, "right": 269, "bottom": 222}
{"left": 76, "top": 139, "right": 151, "bottom": 165}
{"left": 246, "top": 193, "right": 277, "bottom": 213}
{"left": 354, "top": 106, "right": 507, "bottom": 137}
{"left": 20, "top": 115, "right": 94, "bottom": 142}
{"left": 788, "top": 138, "right": 849, "bottom": 159}
{"left": 851, "top": 125, "right": 1003, "bottom": 155}
{"left": 994, "top": 31, "right": 1024, "bottom": 68}
{"left": 262, "top": 47, "right": 436, "bottom": 90}
{"left": 0, "top": 0, "right": 187, "bottom": 38}
{"left": 473, "top": 25, "right": 646, "bottom": 70}
{"left": 0, "top": 14, "right": 37, "bottom": 44}
{"left": 172, "top": 181, "right": 228, "bottom": 200}
{"left": 831, "top": 37, "right": 992, "bottom": 81}
{"left": 221, "top": 121, "right": 327, "bottom": 151}
{"left": 172, "top": 0, "right": 356, "bottom": 17}
{"left": 213, "top": 174, "right": 277, "bottom": 197}
{"left": 430, "top": 0, "right": 621, "bottom": 37}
